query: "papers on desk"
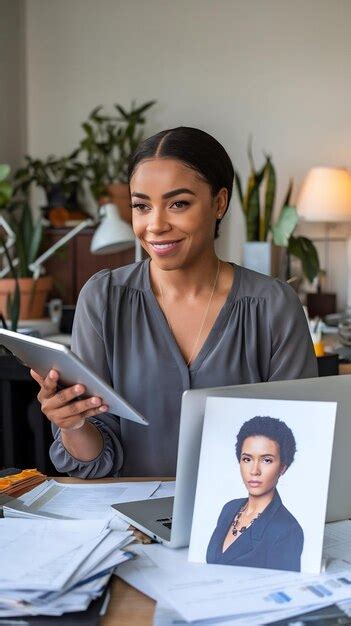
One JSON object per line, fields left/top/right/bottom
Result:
{"left": 117, "top": 522, "right": 351, "bottom": 626}
{"left": 0, "top": 517, "right": 134, "bottom": 617}
{"left": 0, "top": 479, "right": 170, "bottom": 618}
{"left": 3, "top": 479, "right": 161, "bottom": 521}
{"left": 153, "top": 601, "right": 351, "bottom": 626}
{"left": 150, "top": 481, "right": 176, "bottom": 499}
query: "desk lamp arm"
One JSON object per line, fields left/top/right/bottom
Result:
{"left": 28, "top": 218, "right": 95, "bottom": 279}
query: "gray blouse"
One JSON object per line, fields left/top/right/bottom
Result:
{"left": 50, "top": 261, "right": 317, "bottom": 478}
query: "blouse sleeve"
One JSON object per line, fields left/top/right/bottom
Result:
{"left": 49, "top": 270, "right": 124, "bottom": 478}
{"left": 267, "top": 280, "right": 318, "bottom": 381}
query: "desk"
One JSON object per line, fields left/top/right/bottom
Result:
{"left": 55, "top": 476, "right": 165, "bottom": 626}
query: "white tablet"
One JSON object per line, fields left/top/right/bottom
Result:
{"left": 0, "top": 328, "right": 148, "bottom": 426}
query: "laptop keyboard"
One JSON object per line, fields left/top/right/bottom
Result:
{"left": 156, "top": 516, "right": 173, "bottom": 530}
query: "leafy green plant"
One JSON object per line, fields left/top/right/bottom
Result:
{"left": 271, "top": 187, "right": 320, "bottom": 283}
{"left": 0, "top": 165, "right": 20, "bottom": 330}
{"left": 287, "top": 234, "right": 320, "bottom": 284}
{"left": 6, "top": 201, "right": 43, "bottom": 278}
{"left": 0, "top": 165, "right": 45, "bottom": 330}
{"left": 0, "top": 164, "right": 13, "bottom": 208}
{"left": 79, "top": 100, "right": 156, "bottom": 199}
{"left": 1, "top": 238, "right": 20, "bottom": 331}
{"left": 234, "top": 143, "right": 320, "bottom": 283}
{"left": 14, "top": 150, "right": 86, "bottom": 210}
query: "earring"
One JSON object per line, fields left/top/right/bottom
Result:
{"left": 217, "top": 213, "right": 222, "bottom": 219}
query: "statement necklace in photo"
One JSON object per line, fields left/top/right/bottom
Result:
{"left": 231, "top": 503, "right": 262, "bottom": 536}
{"left": 158, "top": 258, "right": 221, "bottom": 368}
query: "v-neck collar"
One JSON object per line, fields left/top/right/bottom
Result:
{"left": 218, "top": 491, "right": 282, "bottom": 564}
{"left": 144, "top": 259, "right": 242, "bottom": 382}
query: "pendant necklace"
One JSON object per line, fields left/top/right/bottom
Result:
{"left": 231, "top": 503, "right": 262, "bottom": 536}
{"left": 158, "top": 258, "right": 221, "bottom": 368}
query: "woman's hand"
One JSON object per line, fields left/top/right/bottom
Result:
{"left": 30, "top": 368, "right": 108, "bottom": 431}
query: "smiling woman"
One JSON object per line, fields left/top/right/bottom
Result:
{"left": 31, "top": 127, "right": 317, "bottom": 479}
{"left": 206, "top": 416, "right": 304, "bottom": 571}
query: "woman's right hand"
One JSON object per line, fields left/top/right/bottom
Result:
{"left": 30, "top": 368, "right": 107, "bottom": 431}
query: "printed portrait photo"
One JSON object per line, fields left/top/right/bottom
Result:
{"left": 189, "top": 397, "right": 336, "bottom": 574}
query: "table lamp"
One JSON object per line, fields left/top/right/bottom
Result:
{"left": 296, "top": 167, "right": 351, "bottom": 313}
{"left": 91, "top": 202, "right": 142, "bottom": 261}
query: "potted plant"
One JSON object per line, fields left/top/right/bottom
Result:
{"left": 14, "top": 150, "right": 87, "bottom": 227}
{"left": 234, "top": 142, "right": 320, "bottom": 283}
{"left": 0, "top": 165, "right": 52, "bottom": 330}
{"left": 79, "top": 100, "right": 156, "bottom": 222}
{"left": 272, "top": 195, "right": 320, "bottom": 284}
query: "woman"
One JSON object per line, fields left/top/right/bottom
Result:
{"left": 31, "top": 127, "right": 317, "bottom": 478}
{"left": 206, "top": 415, "right": 304, "bottom": 571}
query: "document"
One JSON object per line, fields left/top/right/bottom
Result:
{"left": 127, "top": 543, "right": 351, "bottom": 623}
{"left": 0, "top": 518, "right": 108, "bottom": 589}
{"left": 152, "top": 601, "right": 340, "bottom": 626}
{"left": 121, "top": 548, "right": 327, "bottom": 625}
{"left": 4, "top": 479, "right": 161, "bottom": 520}
{"left": 150, "top": 481, "right": 176, "bottom": 499}
{"left": 15, "top": 531, "right": 111, "bottom": 591}
{"left": 118, "top": 556, "right": 162, "bottom": 602}
{"left": 0, "top": 518, "right": 133, "bottom": 617}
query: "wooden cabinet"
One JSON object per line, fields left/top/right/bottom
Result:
{"left": 43, "top": 227, "right": 135, "bottom": 304}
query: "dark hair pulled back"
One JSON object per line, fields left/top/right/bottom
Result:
{"left": 128, "top": 127, "right": 234, "bottom": 238}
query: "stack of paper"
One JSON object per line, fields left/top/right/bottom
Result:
{"left": 3, "top": 479, "right": 161, "bottom": 523}
{"left": 1, "top": 479, "right": 176, "bottom": 618}
{"left": 117, "top": 522, "right": 351, "bottom": 626}
{"left": 0, "top": 518, "right": 133, "bottom": 617}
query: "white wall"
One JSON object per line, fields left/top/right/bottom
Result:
{"left": 24, "top": 0, "right": 351, "bottom": 308}
{"left": 0, "top": 0, "right": 26, "bottom": 171}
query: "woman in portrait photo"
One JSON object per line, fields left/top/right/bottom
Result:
{"left": 206, "top": 415, "right": 304, "bottom": 571}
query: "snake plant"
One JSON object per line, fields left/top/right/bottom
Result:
{"left": 234, "top": 140, "right": 278, "bottom": 242}
{"left": 234, "top": 143, "right": 320, "bottom": 282}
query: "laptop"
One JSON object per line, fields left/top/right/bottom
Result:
{"left": 112, "top": 374, "right": 351, "bottom": 547}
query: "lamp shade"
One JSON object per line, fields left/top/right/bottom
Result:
{"left": 90, "top": 203, "right": 135, "bottom": 254}
{"left": 297, "top": 167, "right": 351, "bottom": 223}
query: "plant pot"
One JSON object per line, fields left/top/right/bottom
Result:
{"left": 107, "top": 183, "right": 132, "bottom": 224}
{"left": 0, "top": 275, "right": 53, "bottom": 320}
{"left": 242, "top": 242, "right": 286, "bottom": 279}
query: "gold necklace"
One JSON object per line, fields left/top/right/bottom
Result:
{"left": 158, "top": 259, "right": 221, "bottom": 367}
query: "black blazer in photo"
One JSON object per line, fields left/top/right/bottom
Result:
{"left": 206, "top": 490, "right": 304, "bottom": 571}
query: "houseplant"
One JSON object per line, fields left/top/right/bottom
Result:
{"left": 0, "top": 164, "right": 52, "bottom": 330}
{"left": 14, "top": 150, "right": 87, "bottom": 226}
{"left": 272, "top": 198, "right": 320, "bottom": 284}
{"left": 234, "top": 142, "right": 320, "bottom": 283}
{"left": 79, "top": 100, "right": 156, "bottom": 222}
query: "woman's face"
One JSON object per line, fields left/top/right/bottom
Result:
{"left": 239, "top": 436, "right": 286, "bottom": 498}
{"left": 130, "top": 157, "right": 227, "bottom": 270}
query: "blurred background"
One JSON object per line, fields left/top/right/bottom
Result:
{"left": 1, "top": 0, "right": 351, "bottom": 470}
{"left": 1, "top": 0, "right": 350, "bottom": 306}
